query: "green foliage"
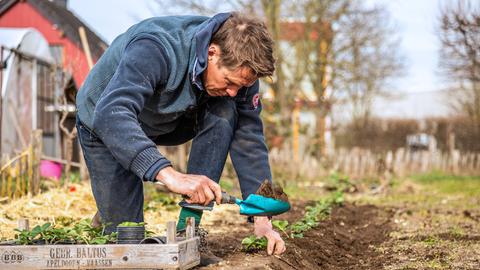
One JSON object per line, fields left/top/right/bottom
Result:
{"left": 422, "top": 235, "right": 439, "bottom": 247}
{"left": 58, "top": 171, "right": 81, "bottom": 186}
{"left": 219, "top": 178, "right": 235, "bottom": 193}
{"left": 410, "top": 172, "right": 480, "bottom": 196}
{"left": 272, "top": 220, "right": 289, "bottom": 238}
{"left": 117, "top": 221, "right": 145, "bottom": 227}
{"left": 241, "top": 235, "right": 268, "bottom": 252}
{"left": 327, "top": 172, "right": 354, "bottom": 193}
{"left": 288, "top": 191, "right": 344, "bottom": 238}
{"left": 143, "top": 185, "right": 179, "bottom": 211}
{"left": 241, "top": 191, "right": 345, "bottom": 251}
{"left": 449, "top": 226, "right": 465, "bottom": 238}
{"left": 14, "top": 219, "right": 117, "bottom": 245}
{"left": 411, "top": 171, "right": 480, "bottom": 183}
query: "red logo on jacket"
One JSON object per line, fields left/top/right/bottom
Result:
{"left": 252, "top": 93, "right": 260, "bottom": 109}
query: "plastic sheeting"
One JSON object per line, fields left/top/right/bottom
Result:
{"left": 0, "top": 28, "right": 56, "bottom": 157}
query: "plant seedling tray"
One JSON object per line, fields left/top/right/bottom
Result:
{"left": 0, "top": 220, "right": 200, "bottom": 270}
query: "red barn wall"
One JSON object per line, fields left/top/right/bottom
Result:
{"left": 0, "top": 2, "right": 91, "bottom": 87}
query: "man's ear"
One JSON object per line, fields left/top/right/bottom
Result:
{"left": 208, "top": 44, "right": 220, "bottom": 57}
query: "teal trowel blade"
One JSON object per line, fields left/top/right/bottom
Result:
{"left": 236, "top": 194, "right": 290, "bottom": 216}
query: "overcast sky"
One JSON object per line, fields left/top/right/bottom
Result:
{"left": 68, "top": 0, "right": 456, "bottom": 95}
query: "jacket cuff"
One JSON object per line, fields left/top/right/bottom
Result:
{"left": 144, "top": 159, "right": 172, "bottom": 182}
{"left": 130, "top": 147, "right": 171, "bottom": 179}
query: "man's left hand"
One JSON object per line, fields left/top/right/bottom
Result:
{"left": 253, "top": 216, "right": 286, "bottom": 255}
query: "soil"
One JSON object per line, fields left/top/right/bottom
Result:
{"left": 255, "top": 180, "right": 290, "bottom": 203}
{"left": 200, "top": 202, "right": 394, "bottom": 269}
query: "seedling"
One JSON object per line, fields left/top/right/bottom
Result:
{"left": 117, "top": 221, "right": 155, "bottom": 238}
{"left": 118, "top": 221, "right": 145, "bottom": 227}
{"left": 241, "top": 235, "right": 268, "bottom": 252}
{"left": 272, "top": 220, "right": 290, "bottom": 238}
{"left": 13, "top": 219, "right": 117, "bottom": 245}
{"left": 240, "top": 190, "right": 345, "bottom": 252}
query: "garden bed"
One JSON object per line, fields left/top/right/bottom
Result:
{"left": 203, "top": 202, "right": 394, "bottom": 269}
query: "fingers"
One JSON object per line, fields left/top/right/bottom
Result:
{"left": 202, "top": 185, "right": 215, "bottom": 206}
{"left": 160, "top": 170, "right": 221, "bottom": 205}
{"left": 193, "top": 176, "right": 220, "bottom": 205}
{"left": 209, "top": 181, "right": 222, "bottom": 205}
{"left": 196, "top": 186, "right": 206, "bottom": 204}
{"left": 265, "top": 231, "right": 286, "bottom": 255}
{"left": 274, "top": 238, "right": 286, "bottom": 255}
{"left": 266, "top": 235, "right": 275, "bottom": 255}
{"left": 185, "top": 192, "right": 197, "bottom": 204}
{"left": 185, "top": 176, "right": 220, "bottom": 205}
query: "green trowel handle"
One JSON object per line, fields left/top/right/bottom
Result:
{"left": 220, "top": 192, "right": 238, "bottom": 204}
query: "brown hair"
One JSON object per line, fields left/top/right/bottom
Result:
{"left": 211, "top": 12, "right": 275, "bottom": 77}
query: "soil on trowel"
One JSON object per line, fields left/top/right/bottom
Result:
{"left": 255, "top": 179, "right": 289, "bottom": 203}
{"left": 201, "top": 202, "right": 394, "bottom": 270}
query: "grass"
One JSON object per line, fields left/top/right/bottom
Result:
{"left": 219, "top": 177, "right": 235, "bottom": 193}
{"left": 409, "top": 171, "right": 480, "bottom": 196}
{"left": 355, "top": 171, "right": 480, "bottom": 270}
{"left": 410, "top": 171, "right": 480, "bottom": 182}
{"left": 448, "top": 225, "right": 465, "bottom": 238}
{"left": 422, "top": 235, "right": 440, "bottom": 247}
{"left": 355, "top": 172, "right": 480, "bottom": 208}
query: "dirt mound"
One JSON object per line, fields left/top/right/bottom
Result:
{"left": 255, "top": 180, "right": 289, "bottom": 203}
{"left": 202, "top": 202, "right": 394, "bottom": 269}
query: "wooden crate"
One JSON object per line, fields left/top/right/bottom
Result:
{"left": 0, "top": 220, "right": 200, "bottom": 269}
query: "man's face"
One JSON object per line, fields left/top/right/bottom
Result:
{"left": 202, "top": 44, "right": 257, "bottom": 97}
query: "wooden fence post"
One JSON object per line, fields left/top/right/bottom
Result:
{"left": 166, "top": 221, "right": 177, "bottom": 244}
{"left": 30, "top": 129, "right": 42, "bottom": 196}
{"left": 186, "top": 217, "right": 195, "bottom": 239}
{"left": 18, "top": 218, "right": 30, "bottom": 231}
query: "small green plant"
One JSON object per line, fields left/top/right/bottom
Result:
{"left": 272, "top": 220, "right": 289, "bottom": 238}
{"left": 118, "top": 221, "right": 145, "bottom": 227}
{"left": 116, "top": 221, "right": 155, "bottom": 237}
{"left": 289, "top": 191, "right": 343, "bottom": 238}
{"left": 327, "top": 172, "right": 353, "bottom": 193}
{"left": 14, "top": 219, "right": 117, "bottom": 245}
{"left": 449, "top": 226, "right": 465, "bottom": 239}
{"left": 15, "top": 223, "right": 52, "bottom": 245}
{"left": 219, "top": 178, "right": 235, "bottom": 193}
{"left": 423, "top": 235, "right": 439, "bottom": 247}
{"left": 143, "top": 185, "right": 178, "bottom": 210}
{"left": 241, "top": 191, "right": 345, "bottom": 252}
{"left": 241, "top": 235, "right": 268, "bottom": 252}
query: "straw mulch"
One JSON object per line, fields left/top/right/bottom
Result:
{"left": 0, "top": 181, "right": 243, "bottom": 240}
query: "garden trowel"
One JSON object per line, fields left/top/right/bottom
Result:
{"left": 178, "top": 192, "right": 290, "bottom": 216}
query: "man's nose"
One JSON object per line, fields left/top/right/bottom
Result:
{"left": 226, "top": 87, "right": 239, "bottom": 97}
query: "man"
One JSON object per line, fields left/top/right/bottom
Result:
{"left": 76, "top": 12, "right": 285, "bottom": 258}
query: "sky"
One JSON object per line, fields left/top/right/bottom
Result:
{"left": 68, "top": 0, "right": 458, "bottom": 118}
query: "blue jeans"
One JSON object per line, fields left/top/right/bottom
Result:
{"left": 77, "top": 98, "right": 237, "bottom": 233}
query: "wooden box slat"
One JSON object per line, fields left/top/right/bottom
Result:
{"left": 0, "top": 237, "right": 200, "bottom": 269}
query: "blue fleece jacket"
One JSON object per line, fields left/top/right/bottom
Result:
{"left": 76, "top": 13, "right": 272, "bottom": 197}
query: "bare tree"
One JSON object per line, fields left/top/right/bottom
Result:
{"left": 438, "top": 0, "right": 480, "bottom": 126}
{"left": 149, "top": 0, "right": 405, "bottom": 157}
{"left": 151, "top": 0, "right": 292, "bottom": 139}
{"left": 333, "top": 3, "right": 405, "bottom": 129}
{"left": 278, "top": 1, "right": 403, "bottom": 157}
{"left": 285, "top": 0, "right": 350, "bottom": 157}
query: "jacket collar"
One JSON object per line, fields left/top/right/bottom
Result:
{"left": 191, "top": 12, "right": 231, "bottom": 90}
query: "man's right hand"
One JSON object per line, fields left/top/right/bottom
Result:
{"left": 155, "top": 166, "right": 222, "bottom": 206}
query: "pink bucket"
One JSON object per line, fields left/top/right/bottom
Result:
{"left": 40, "top": 160, "right": 62, "bottom": 180}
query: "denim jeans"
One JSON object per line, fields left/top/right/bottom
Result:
{"left": 77, "top": 98, "right": 237, "bottom": 233}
